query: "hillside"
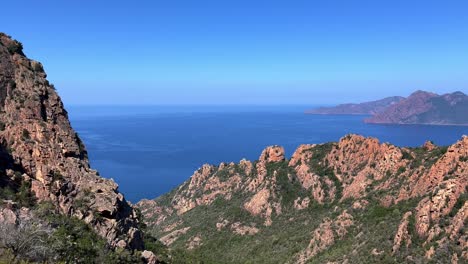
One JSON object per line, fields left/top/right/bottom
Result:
{"left": 0, "top": 33, "right": 160, "bottom": 263}
{"left": 307, "top": 90, "right": 468, "bottom": 126}
{"left": 365, "top": 91, "right": 468, "bottom": 125}
{"left": 138, "top": 134, "right": 467, "bottom": 263}
{"left": 305, "top": 96, "right": 404, "bottom": 115}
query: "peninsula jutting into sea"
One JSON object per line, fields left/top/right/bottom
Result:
{"left": 307, "top": 90, "right": 468, "bottom": 125}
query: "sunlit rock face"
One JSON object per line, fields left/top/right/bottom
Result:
{"left": 138, "top": 134, "right": 467, "bottom": 263}
{"left": 0, "top": 33, "right": 143, "bottom": 250}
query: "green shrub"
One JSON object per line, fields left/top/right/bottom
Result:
{"left": 6, "top": 41, "right": 23, "bottom": 54}
{"left": 32, "top": 207, "right": 141, "bottom": 264}
{"left": 143, "top": 234, "right": 170, "bottom": 263}
{"left": 0, "top": 186, "right": 15, "bottom": 200}
{"left": 32, "top": 62, "right": 43, "bottom": 72}
{"left": 401, "top": 151, "right": 413, "bottom": 160}
{"left": 51, "top": 170, "right": 64, "bottom": 182}
{"left": 268, "top": 161, "right": 306, "bottom": 206}
{"left": 367, "top": 205, "right": 393, "bottom": 219}
{"left": 48, "top": 217, "right": 107, "bottom": 263}
{"left": 16, "top": 180, "right": 36, "bottom": 207}
{"left": 22, "top": 129, "right": 30, "bottom": 140}
{"left": 397, "top": 166, "right": 406, "bottom": 175}
{"left": 8, "top": 80, "right": 16, "bottom": 89}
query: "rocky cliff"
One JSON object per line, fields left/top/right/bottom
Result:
{"left": 0, "top": 33, "right": 151, "bottom": 259}
{"left": 305, "top": 96, "right": 404, "bottom": 115}
{"left": 138, "top": 134, "right": 467, "bottom": 263}
{"left": 365, "top": 90, "right": 468, "bottom": 125}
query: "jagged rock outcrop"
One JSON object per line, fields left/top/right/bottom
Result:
{"left": 0, "top": 33, "right": 143, "bottom": 250}
{"left": 407, "top": 135, "right": 467, "bottom": 199}
{"left": 295, "top": 210, "right": 354, "bottom": 264}
{"left": 392, "top": 212, "right": 412, "bottom": 254}
{"left": 326, "top": 134, "right": 408, "bottom": 201}
{"left": 289, "top": 144, "right": 337, "bottom": 204}
{"left": 137, "top": 133, "right": 468, "bottom": 263}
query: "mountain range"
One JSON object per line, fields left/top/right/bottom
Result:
{"left": 307, "top": 91, "right": 468, "bottom": 126}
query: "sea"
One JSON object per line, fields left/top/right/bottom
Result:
{"left": 67, "top": 105, "right": 468, "bottom": 202}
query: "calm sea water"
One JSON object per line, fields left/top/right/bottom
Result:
{"left": 67, "top": 105, "right": 468, "bottom": 202}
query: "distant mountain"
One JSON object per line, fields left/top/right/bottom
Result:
{"left": 365, "top": 91, "right": 468, "bottom": 125}
{"left": 305, "top": 96, "right": 404, "bottom": 115}
{"left": 306, "top": 90, "right": 468, "bottom": 125}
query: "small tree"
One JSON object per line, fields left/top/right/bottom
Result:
{"left": 0, "top": 221, "right": 51, "bottom": 262}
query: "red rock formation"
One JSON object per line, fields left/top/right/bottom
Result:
{"left": 0, "top": 33, "right": 143, "bottom": 249}
{"left": 260, "top": 145, "right": 285, "bottom": 163}
{"left": 392, "top": 212, "right": 412, "bottom": 254}
{"left": 137, "top": 134, "right": 467, "bottom": 262}
{"left": 295, "top": 211, "right": 354, "bottom": 264}
{"left": 409, "top": 136, "right": 467, "bottom": 199}
{"left": 327, "top": 134, "right": 408, "bottom": 200}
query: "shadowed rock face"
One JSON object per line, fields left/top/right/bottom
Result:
{"left": 0, "top": 36, "right": 16, "bottom": 107}
{"left": 138, "top": 134, "right": 467, "bottom": 263}
{"left": 0, "top": 33, "right": 143, "bottom": 250}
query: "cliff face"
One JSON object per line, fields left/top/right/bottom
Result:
{"left": 138, "top": 134, "right": 467, "bottom": 263}
{"left": 0, "top": 33, "right": 143, "bottom": 250}
{"left": 305, "top": 96, "right": 404, "bottom": 115}
{"left": 365, "top": 90, "right": 468, "bottom": 125}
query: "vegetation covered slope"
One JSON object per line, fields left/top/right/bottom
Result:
{"left": 0, "top": 33, "right": 161, "bottom": 263}
{"left": 138, "top": 134, "right": 467, "bottom": 263}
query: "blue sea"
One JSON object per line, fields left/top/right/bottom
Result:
{"left": 67, "top": 105, "right": 468, "bottom": 202}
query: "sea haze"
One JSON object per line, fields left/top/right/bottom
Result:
{"left": 67, "top": 105, "right": 468, "bottom": 202}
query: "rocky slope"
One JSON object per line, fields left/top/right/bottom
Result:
{"left": 305, "top": 96, "right": 404, "bottom": 115}
{"left": 138, "top": 134, "right": 467, "bottom": 263}
{"left": 365, "top": 90, "right": 468, "bottom": 125}
{"left": 0, "top": 33, "right": 158, "bottom": 262}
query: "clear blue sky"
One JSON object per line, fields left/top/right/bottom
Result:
{"left": 2, "top": 0, "right": 468, "bottom": 105}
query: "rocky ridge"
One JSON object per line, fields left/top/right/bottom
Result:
{"left": 138, "top": 134, "right": 468, "bottom": 263}
{"left": 0, "top": 33, "right": 148, "bottom": 254}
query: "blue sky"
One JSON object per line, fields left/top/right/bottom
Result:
{"left": 2, "top": 0, "right": 468, "bottom": 105}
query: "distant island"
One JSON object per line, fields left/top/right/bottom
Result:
{"left": 306, "top": 90, "right": 468, "bottom": 126}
